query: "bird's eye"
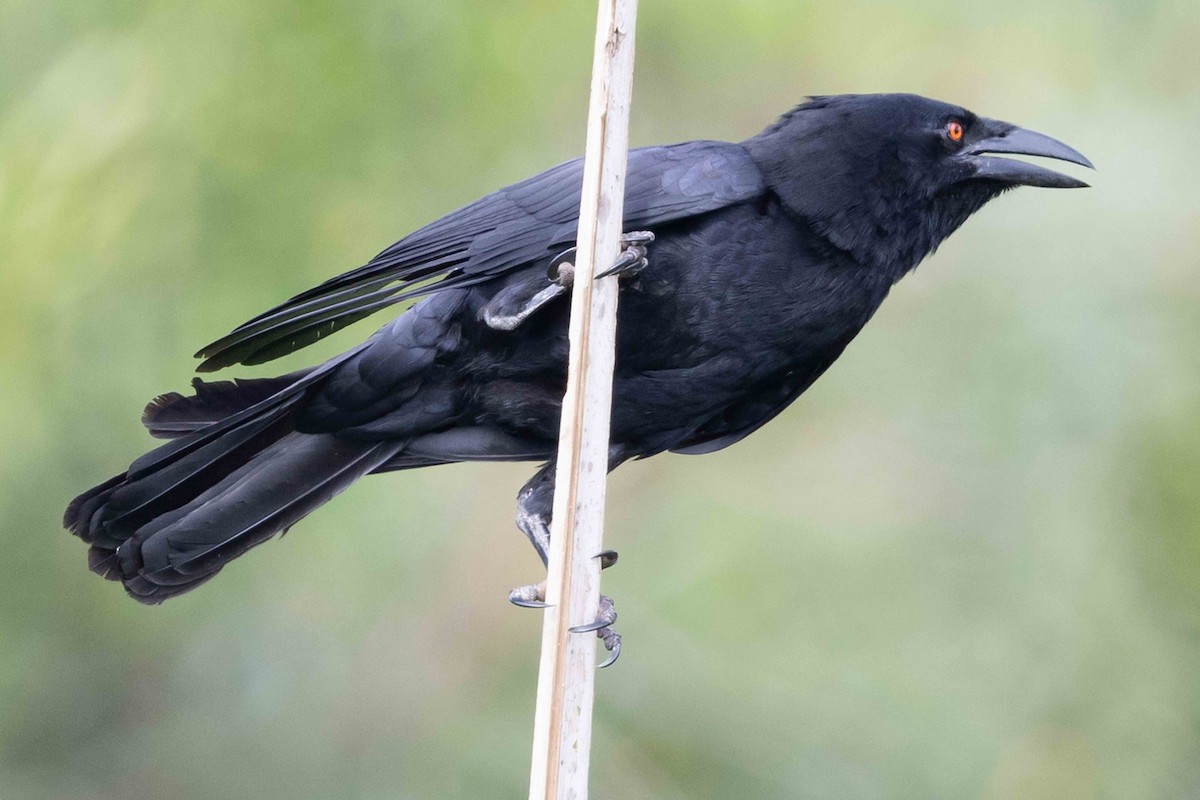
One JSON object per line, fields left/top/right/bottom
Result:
{"left": 947, "top": 120, "right": 965, "bottom": 143}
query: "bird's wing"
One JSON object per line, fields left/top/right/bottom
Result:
{"left": 195, "top": 140, "right": 765, "bottom": 372}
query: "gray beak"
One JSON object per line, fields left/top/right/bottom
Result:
{"left": 965, "top": 122, "right": 1094, "bottom": 189}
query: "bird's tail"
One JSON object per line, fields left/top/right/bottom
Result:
{"left": 64, "top": 367, "right": 400, "bottom": 604}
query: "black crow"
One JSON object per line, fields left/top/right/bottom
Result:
{"left": 64, "top": 94, "right": 1091, "bottom": 659}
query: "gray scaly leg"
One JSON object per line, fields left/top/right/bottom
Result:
{"left": 507, "top": 454, "right": 626, "bottom": 667}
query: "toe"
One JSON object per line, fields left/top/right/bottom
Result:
{"left": 508, "top": 581, "right": 550, "bottom": 609}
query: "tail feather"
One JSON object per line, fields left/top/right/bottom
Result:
{"left": 64, "top": 473, "right": 126, "bottom": 546}
{"left": 126, "top": 381, "right": 303, "bottom": 481}
{"left": 142, "top": 435, "right": 394, "bottom": 576}
{"left": 63, "top": 336, "right": 557, "bottom": 603}
{"left": 115, "top": 433, "right": 398, "bottom": 603}
{"left": 103, "top": 407, "right": 295, "bottom": 539}
{"left": 125, "top": 342, "right": 367, "bottom": 481}
{"left": 142, "top": 372, "right": 309, "bottom": 439}
{"left": 63, "top": 346, "right": 400, "bottom": 604}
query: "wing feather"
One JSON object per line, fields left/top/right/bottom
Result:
{"left": 196, "top": 141, "right": 765, "bottom": 371}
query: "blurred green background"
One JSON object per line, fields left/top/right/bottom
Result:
{"left": 2, "top": 0, "right": 1198, "bottom": 797}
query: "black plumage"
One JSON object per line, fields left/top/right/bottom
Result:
{"left": 64, "top": 93, "right": 1091, "bottom": 604}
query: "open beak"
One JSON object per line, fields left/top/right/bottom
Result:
{"left": 965, "top": 121, "right": 1094, "bottom": 189}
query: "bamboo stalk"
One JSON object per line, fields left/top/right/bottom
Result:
{"left": 526, "top": 1, "right": 638, "bottom": 798}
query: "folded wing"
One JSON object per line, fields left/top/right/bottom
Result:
{"left": 194, "top": 141, "right": 765, "bottom": 372}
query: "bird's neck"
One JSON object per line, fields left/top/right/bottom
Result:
{"left": 744, "top": 135, "right": 1004, "bottom": 282}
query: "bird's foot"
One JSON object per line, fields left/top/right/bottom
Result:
{"left": 548, "top": 230, "right": 654, "bottom": 285}
{"left": 507, "top": 549, "right": 618, "bottom": 610}
{"left": 570, "top": 593, "right": 622, "bottom": 668}
{"left": 508, "top": 551, "right": 623, "bottom": 667}
{"left": 484, "top": 232, "right": 653, "bottom": 331}
{"left": 597, "top": 231, "right": 653, "bottom": 280}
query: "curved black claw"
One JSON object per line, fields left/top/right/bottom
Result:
{"left": 596, "top": 231, "right": 654, "bottom": 280}
{"left": 595, "top": 549, "right": 619, "bottom": 570}
{"left": 598, "top": 630, "right": 622, "bottom": 669}
{"left": 595, "top": 251, "right": 647, "bottom": 280}
{"left": 569, "top": 593, "right": 618, "bottom": 634}
{"left": 510, "top": 597, "right": 552, "bottom": 609}
{"left": 570, "top": 593, "right": 620, "bottom": 667}
{"left": 508, "top": 582, "right": 550, "bottom": 609}
{"left": 570, "top": 617, "right": 610, "bottom": 634}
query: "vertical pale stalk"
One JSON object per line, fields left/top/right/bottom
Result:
{"left": 527, "top": 1, "right": 638, "bottom": 798}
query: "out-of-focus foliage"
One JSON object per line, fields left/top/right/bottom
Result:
{"left": 2, "top": 0, "right": 1197, "bottom": 797}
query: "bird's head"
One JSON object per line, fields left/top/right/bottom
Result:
{"left": 745, "top": 93, "right": 1093, "bottom": 276}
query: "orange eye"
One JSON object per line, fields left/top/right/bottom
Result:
{"left": 947, "top": 121, "right": 964, "bottom": 142}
